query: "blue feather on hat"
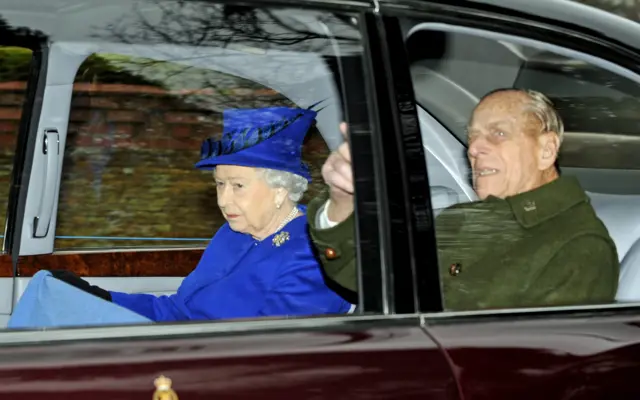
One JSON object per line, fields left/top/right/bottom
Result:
{"left": 195, "top": 101, "right": 326, "bottom": 182}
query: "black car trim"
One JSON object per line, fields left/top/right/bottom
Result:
{"left": 376, "top": 16, "right": 442, "bottom": 314}
{"left": 5, "top": 45, "right": 49, "bottom": 268}
{"left": 351, "top": 12, "right": 390, "bottom": 313}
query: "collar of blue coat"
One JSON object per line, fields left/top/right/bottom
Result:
{"left": 485, "top": 176, "right": 588, "bottom": 229}
{"left": 195, "top": 102, "right": 326, "bottom": 182}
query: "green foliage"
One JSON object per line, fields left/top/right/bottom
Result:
{"left": 0, "top": 47, "right": 32, "bottom": 82}
{"left": 75, "top": 54, "right": 166, "bottom": 88}
{"left": 0, "top": 47, "right": 165, "bottom": 87}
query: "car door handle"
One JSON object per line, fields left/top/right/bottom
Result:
{"left": 33, "top": 129, "right": 60, "bottom": 238}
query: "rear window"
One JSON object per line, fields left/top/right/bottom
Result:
{"left": 406, "top": 29, "right": 640, "bottom": 193}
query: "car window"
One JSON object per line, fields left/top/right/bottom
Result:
{"left": 0, "top": 45, "right": 32, "bottom": 253}
{"left": 402, "top": 22, "right": 640, "bottom": 312}
{"left": 0, "top": 1, "right": 372, "bottom": 331}
{"left": 56, "top": 54, "right": 329, "bottom": 250}
{"left": 0, "top": 43, "right": 34, "bottom": 326}
{"left": 404, "top": 26, "right": 640, "bottom": 195}
{"left": 408, "top": 29, "right": 640, "bottom": 170}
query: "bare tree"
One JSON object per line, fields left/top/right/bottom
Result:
{"left": 0, "top": 15, "right": 47, "bottom": 48}
{"left": 89, "top": 2, "right": 358, "bottom": 111}
{"left": 98, "top": 3, "right": 357, "bottom": 51}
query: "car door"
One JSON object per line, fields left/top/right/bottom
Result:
{"left": 0, "top": 19, "right": 45, "bottom": 326}
{"left": 379, "top": 0, "right": 640, "bottom": 398}
{"left": 0, "top": 316, "right": 459, "bottom": 399}
{"left": 5, "top": 0, "right": 363, "bottom": 309}
{"left": 0, "top": 0, "right": 459, "bottom": 398}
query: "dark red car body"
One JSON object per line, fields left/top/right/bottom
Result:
{"left": 3, "top": 309, "right": 640, "bottom": 399}
{"left": 1, "top": 0, "right": 640, "bottom": 398}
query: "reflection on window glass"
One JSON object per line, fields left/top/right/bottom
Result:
{"left": 57, "top": 53, "right": 331, "bottom": 249}
{"left": 54, "top": 0, "right": 363, "bottom": 250}
{"left": 0, "top": 46, "right": 32, "bottom": 253}
{"left": 4, "top": 2, "right": 365, "bottom": 330}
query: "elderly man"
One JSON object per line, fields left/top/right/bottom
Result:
{"left": 308, "top": 88, "right": 619, "bottom": 311}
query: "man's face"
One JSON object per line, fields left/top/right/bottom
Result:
{"left": 467, "top": 91, "right": 556, "bottom": 200}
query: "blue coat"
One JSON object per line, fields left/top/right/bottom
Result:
{"left": 110, "top": 211, "right": 352, "bottom": 322}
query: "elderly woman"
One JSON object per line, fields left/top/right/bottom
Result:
{"left": 49, "top": 104, "right": 353, "bottom": 322}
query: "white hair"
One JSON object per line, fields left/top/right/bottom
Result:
{"left": 522, "top": 89, "right": 565, "bottom": 145}
{"left": 477, "top": 88, "right": 565, "bottom": 144}
{"left": 211, "top": 166, "right": 308, "bottom": 202}
{"left": 260, "top": 168, "right": 308, "bottom": 203}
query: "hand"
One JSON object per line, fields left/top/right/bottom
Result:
{"left": 322, "top": 123, "right": 354, "bottom": 223}
{"left": 49, "top": 270, "right": 112, "bottom": 302}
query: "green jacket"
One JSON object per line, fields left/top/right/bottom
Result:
{"left": 307, "top": 176, "right": 619, "bottom": 311}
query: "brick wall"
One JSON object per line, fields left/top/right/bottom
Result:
{"left": 0, "top": 82, "right": 20, "bottom": 248}
{"left": 0, "top": 82, "right": 330, "bottom": 249}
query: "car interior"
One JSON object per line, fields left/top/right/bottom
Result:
{"left": 2, "top": 4, "right": 640, "bottom": 327}
{"left": 405, "top": 24, "right": 640, "bottom": 302}
{"left": 0, "top": 2, "right": 362, "bottom": 327}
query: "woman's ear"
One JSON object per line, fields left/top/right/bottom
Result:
{"left": 538, "top": 132, "right": 560, "bottom": 170}
{"left": 275, "top": 188, "right": 287, "bottom": 209}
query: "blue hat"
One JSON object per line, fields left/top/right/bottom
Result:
{"left": 195, "top": 103, "right": 324, "bottom": 182}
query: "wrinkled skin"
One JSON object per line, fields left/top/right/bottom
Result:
{"left": 466, "top": 91, "right": 560, "bottom": 199}
{"left": 214, "top": 165, "right": 295, "bottom": 240}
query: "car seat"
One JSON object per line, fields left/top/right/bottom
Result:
{"left": 587, "top": 191, "right": 640, "bottom": 302}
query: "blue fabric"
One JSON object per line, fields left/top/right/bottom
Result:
{"left": 7, "top": 270, "right": 152, "bottom": 329}
{"left": 195, "top": 103, "right": 324, "bottom": 181}
{"left": 110, "top": 207, "right": 351, "bottom": 322}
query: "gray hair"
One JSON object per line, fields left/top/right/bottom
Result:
{"left": 260, "top": 168, "right": 308, "bottom": 203}
{"left": 478, "top": 88, "right": 565, "bottom": 144}
{"left": 522, "top": 89, "right": 565, "bottom": 145}
{"left": 211, "top": 166, "right": 308, "bottom": 203}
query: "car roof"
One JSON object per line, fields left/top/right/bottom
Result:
{"left": 5, "top": 0, "right": 640, "bottom": 52}
{"left": 383, "top": 0, "right": 640, "bottom": 52}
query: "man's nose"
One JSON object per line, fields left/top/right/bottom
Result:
{"left": 468, "top": 136, "right": 490, "bottom": 158}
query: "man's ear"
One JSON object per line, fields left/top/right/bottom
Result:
{"left": 538, "top": 131, "right": 560, "bottom": 170}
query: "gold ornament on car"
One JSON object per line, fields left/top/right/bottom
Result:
{"left": 153, "top": 375, "right": 178, "bottom": 400}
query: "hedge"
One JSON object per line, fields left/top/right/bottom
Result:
{"left": 0, "top": 47, "right": 165, "bottom": 87}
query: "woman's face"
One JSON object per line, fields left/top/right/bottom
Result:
{"left": 214, "top": 165, "right": 285, "bottom": 239}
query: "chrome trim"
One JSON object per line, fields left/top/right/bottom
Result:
{"left": 51, "top": 246, "right": 207, "bottom": 255}
{"left": 421, "top": 301, "right": 640, "bottom": 323}
{"left": 0, "top": 314, "right": 421, "bottom": 345}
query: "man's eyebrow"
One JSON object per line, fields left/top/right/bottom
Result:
{"left": 480, "top": 121, "right": 511, "bottom": 131}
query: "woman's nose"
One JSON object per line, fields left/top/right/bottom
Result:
{"left": 217, "top": 185, "right": 231, "bottom": 207}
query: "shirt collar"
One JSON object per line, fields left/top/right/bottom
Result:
{"left": 485, "top": 176, "right": 588, "bottom": 229}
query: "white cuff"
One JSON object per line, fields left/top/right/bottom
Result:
{"left": 316, "top": 200, "right": 339, "bottom": 230}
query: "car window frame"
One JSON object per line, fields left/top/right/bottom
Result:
{"left": 0, "top": 0, "right": 425, "bottom": 342}
{"left": 379, "top": 0, "right": 640, "bottom": 320}
{"left": 0, "top": 32, "right": 48, "bottom": 328}
{"left": 1, "top": 39, "right": 48, "bottom": 259}
{"left": 365, "top": 12, "right": 442, "bottom": 314}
